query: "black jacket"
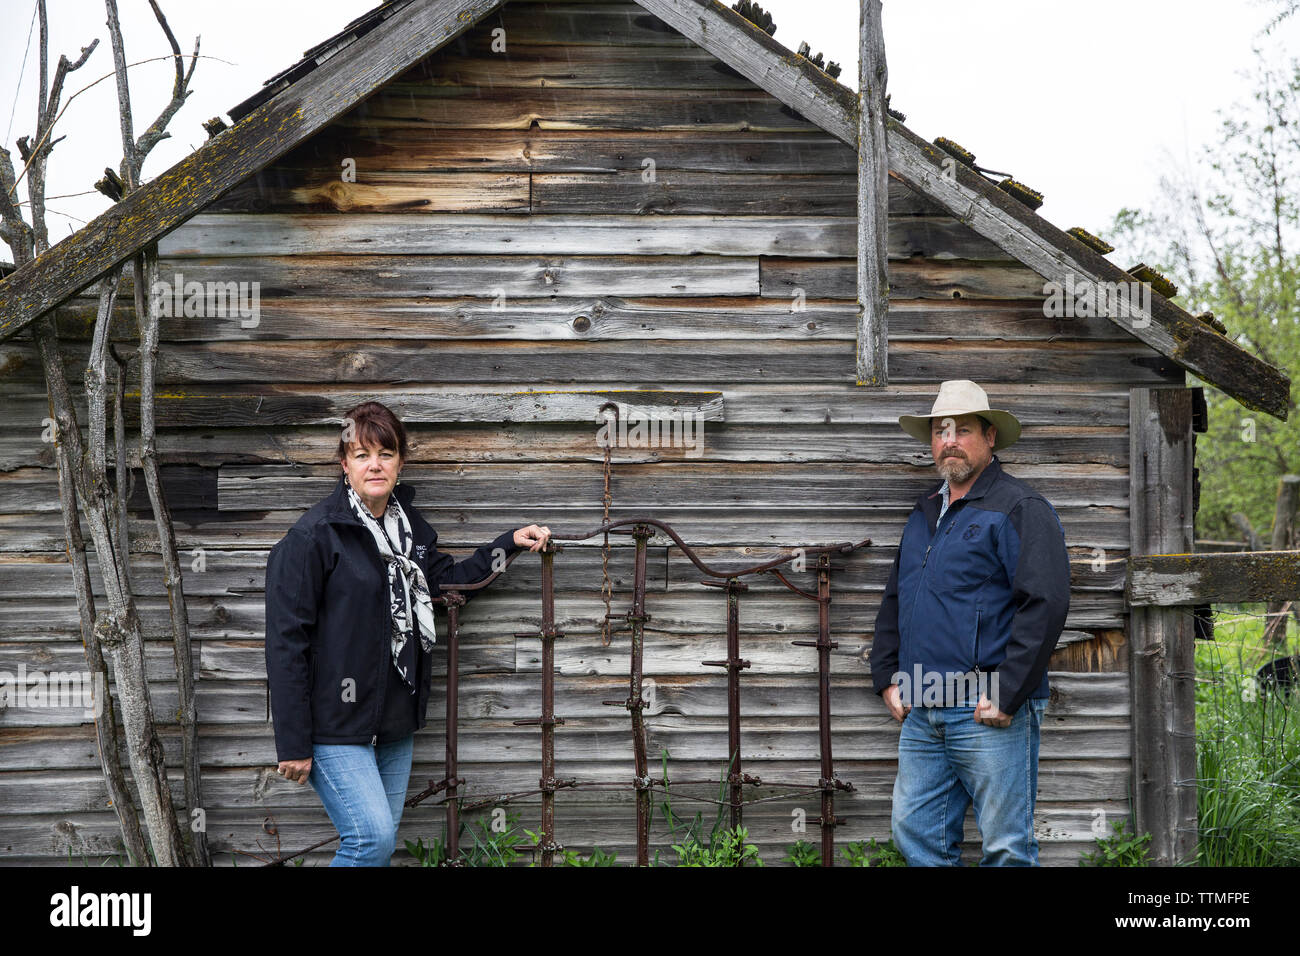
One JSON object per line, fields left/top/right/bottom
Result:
{"left": 868, "top": 456, "right": 1071, "bottom": 715}
{"left": 265, "top": 474, "right": 519, "bottom": 761}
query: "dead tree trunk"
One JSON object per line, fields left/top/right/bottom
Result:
{"left": 0, "top": 7, "right": 151, "bottom": 866}
{"left": 84, "top": 267, "right": 187, "bottom": 866}
{"left": 104, "top": 0, "right": 207, "bottom": 866}
{"left": 0, "top": 0, "right": 204, "bottom": 865}
{"left": 34, "top": 314, "right": 152, "bottom": 865}
{"left": 1231, "top": 512, "right": 1263, "bottom": 552}
{"left": 136, "top": 249, "right": 209, "bottom": 865}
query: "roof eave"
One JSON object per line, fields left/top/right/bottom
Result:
{"left": 634, "top": 0, "right": 1289, "bottom": 420}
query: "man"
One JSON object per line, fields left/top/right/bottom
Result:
{"left": 869, "top": 380, "right": 1070, "bottom": 866}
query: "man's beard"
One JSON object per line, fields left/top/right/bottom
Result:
{"left": 936, "top": 453, "right": 977, "bottom": 484}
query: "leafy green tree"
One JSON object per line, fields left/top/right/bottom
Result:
{"left": 1106, "top": 50, "right": 1300, "bottom": 545}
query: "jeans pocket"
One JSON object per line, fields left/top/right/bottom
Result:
{"left": 1029, "top": 697, "right": 1047, "bottom": 726}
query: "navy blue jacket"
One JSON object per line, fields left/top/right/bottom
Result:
{"left": 868, "top": 455, "right": 1070, "bottom": 715}
{"left": 265, "top": 474, "right": 519, "bottom": 761}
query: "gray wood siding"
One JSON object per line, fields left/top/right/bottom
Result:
{"left": 0, "top": 0, "right": 1163, "bottom": 865}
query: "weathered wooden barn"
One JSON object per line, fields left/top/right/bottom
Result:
{"left": 0, "top": 0, "right": 1289, "bottom": 865}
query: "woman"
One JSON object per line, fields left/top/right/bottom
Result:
{"left": 264, "top": 401, "right": 549, "bottom": 866}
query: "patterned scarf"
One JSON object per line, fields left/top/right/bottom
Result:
{"left": 344, "top": 479, "right": 437, "bottom": 692}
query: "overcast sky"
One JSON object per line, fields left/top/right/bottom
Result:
{"left": 2, "top": 0, "right": 1296, "bottom": 253}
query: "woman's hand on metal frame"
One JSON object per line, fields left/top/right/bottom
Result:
{"left": 514, "top": 525, "right": 552, "bottom": 552}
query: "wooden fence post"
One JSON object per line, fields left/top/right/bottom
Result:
{"left": 1264, "top": 475, "right": 1300, "bottom": 645}
{"left": 1128, "top": 387, "right": 1198, "bottom": 864}
{"left": 856, "top": 0, "right": 889, "bottom": 386}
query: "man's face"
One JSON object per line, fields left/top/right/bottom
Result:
{"left": 930, "top": 413, "right": 995, "bottom": 485}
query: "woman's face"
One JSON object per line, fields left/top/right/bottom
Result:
{"left": 341, "top": 440, "right": 403, "bottom": 514}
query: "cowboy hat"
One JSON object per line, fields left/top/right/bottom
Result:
{"left": 897, "top": 380, "right": 1022, "bottom": 451}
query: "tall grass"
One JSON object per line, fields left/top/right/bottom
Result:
{"left": 1195, "top": 608, "right": 1300, "bottom": 865}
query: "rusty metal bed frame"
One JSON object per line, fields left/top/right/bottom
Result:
{"left": 400, "top": 518, "right": 871, "bottom": 867}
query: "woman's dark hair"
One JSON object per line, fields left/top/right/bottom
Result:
{"left": 337, "top": 401, "right": 409, "bottom": 463}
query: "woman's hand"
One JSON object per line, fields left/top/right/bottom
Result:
{"left": 277, "top": 757, "right": 312, "bottom": 784}
{"left": 514, "top": 524, "right": 552, "bottom": 552}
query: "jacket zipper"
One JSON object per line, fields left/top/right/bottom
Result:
{"left": 343, "top": 518, "right": 390, "bottom": 748}
{"left": 906, "top": 501, "right": 958, "bottom": 641}
{"left": 922, "top": 516, "right": 956, "bottom": 569}
{"left": 372, "top": 568, "right": 389, "bottom": 747}
{"left": 905, "top": 501, "right": 967, "bottom": 697}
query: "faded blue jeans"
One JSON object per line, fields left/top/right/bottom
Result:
{"left": 308, "top": 734, "right": 415, "bottom": 866}
{"left": 891, "top": 698, "right": 1047, "bottom": 866}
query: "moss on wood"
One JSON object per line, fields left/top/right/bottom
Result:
{"left": 1066, "top": 226, "right": 1114, "bottom": 255}
{"left": 1127, "top": 262, "right": 1177, "bottom": 299}
{"left": 933, "top": 137, "right": 975, "bottom": 167}
{"left": 998, "top": 178, "right": 1044, "bottom": 210}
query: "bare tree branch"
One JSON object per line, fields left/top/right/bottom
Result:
{"left": 1231, "top": 512, "right": 1262, "bottom": 551}
{"left": 5, "top": 53, "right": 230, "bottom": 203}
{"left": 1187, "top": 179, "right": 1249, "bottom": 314}
{"left": 134, "top": 0, "right": 200, "bottom": 165}
{"left": 0, "top": 146, "right": 35, "bottom": 255}
{"left": 104, "top": 0, "right": 138, "bottom": 191}
{"left": 27, "top": 0, "right": 98, "bottom": 253}
{"left": 109, "top": 341, "right": 133, "bottom": 596}
{"left": 37, "top": 0, "right": 48, "bottom": 132}
{"left": 1260, "top": 70, "right": 1287, "bottom": 273}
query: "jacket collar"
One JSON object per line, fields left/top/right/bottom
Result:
{"left": 960, "top": 453, "right": 1002, "bottom": 503}
{"left": 925, "top": 454, "right": 1003, "bottom": 507}
{"left": 322, "top": 472, "right": 416, "bottom": 525}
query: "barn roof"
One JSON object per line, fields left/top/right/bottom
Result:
{"left": 0, "top": 0, "right": 1289, "bottom": 419}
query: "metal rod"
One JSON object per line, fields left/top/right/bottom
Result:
{"left": 630, "top": 524, "right": 652, "bottom": 867}
{"left": 552, "top": 517, "right": 869, "bottom": 580}
{"left": 444, "top": 592, "right": 465, "bottom": 864}
{"left": 816, "top": 553, "right": 836, "bottom": 867}
{"left": 448, "top": 777, "right": 830, "bottom": 814}
{"left": 704, "top": 578, "right": 751, "bottom": 833}
{"left": 539, "top": 544, "right": 558, "bottom": 866}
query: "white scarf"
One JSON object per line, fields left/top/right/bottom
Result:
{"left": 344, "top": 481, "right": 437, "bottom": 691}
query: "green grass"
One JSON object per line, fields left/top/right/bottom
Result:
{"left": 1079, "top": 819, "right": 1152, "bottom": 866}
{"left": 1193, "top": 607, "right": 1300, "bottom": 865}
{"left": 653, "top": 748, "right": 763, "bottom": 866}
{"left": 405, "top": 809, "right": 618, "bottom": 867}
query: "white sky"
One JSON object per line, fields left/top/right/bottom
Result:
{"left": 1, "top": 0, "right": 1296, "bottom": 251}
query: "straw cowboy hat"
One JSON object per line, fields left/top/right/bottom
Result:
{"left": 897, "top": 380, "right": 1022, "bottom": 451}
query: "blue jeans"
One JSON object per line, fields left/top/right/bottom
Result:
{"left": 891, "top": 697, "right": 1047, "bottom": 866}
{"left": 308, "top": 735, "right": 415, "bottom": 866}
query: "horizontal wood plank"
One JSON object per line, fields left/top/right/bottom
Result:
{"left": 52, "top": 296, "right": 1135, "bottom": 345}
{"left": 1127, "top": 550, "right": 1300, "bottom": 605}
{"left": 159, "top": 213, "right": 858, "bottom": 257}
{"left": 0, "top": 339, "right": 1186, "bottom": 388}
{"left": 260, "top": 128, "right": 868, "bottom": 176}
